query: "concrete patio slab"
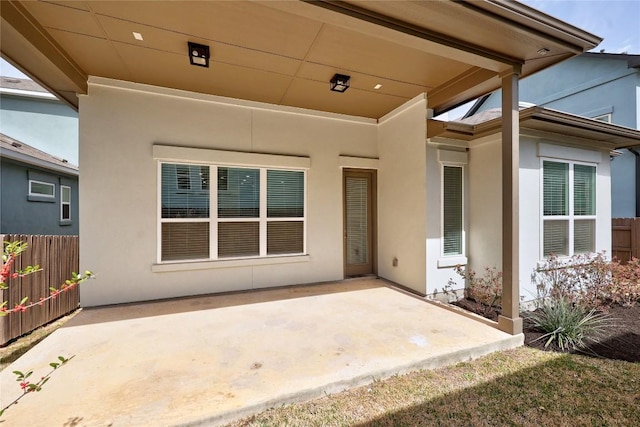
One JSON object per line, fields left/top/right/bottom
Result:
{"left": 0, "top": 279, "right": 522, "bottom": 426}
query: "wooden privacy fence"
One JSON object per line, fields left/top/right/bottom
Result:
{"left": 1, "top": 234, "right": 79, "bottom": 346}
{"left": 612, "top": 218, "right": 640, "bottom": 263}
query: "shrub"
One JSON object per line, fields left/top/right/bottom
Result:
{"left": 528, "top": 297, "right": 613, "bottom": 352}
{"left": 608, "top": 257, "right": 640, "bottom": 307}
{"left": 534, "top": 253, "right": 640, "bottom": 311}
{"left": 452, "top": 265, "right": 502, "bottom": 316}
{"left": 533, "top": 252, "right": 611, "bottom": 311}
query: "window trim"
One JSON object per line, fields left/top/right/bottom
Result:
{"left": 540, "top": 158, "right": 597, "bottom": 259}
{"left": 60, "top": 185, "right": 71, "bottom": 221}
{"left": 437, "top": 149, "right": 468, "bottom": 267}
{"left": 591, "top": 113, "right": 611, "bottom": 123}
{"left": 29, "top": 180, "right": 55, "bottom": 198}
{"left": 157, "top": 161, "right": 307, "bottom": 265}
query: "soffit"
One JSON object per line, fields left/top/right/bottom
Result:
{"left": 2, "top": 1, "right": 600, "bottom": 118}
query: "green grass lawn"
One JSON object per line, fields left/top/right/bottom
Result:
{"left": 228, "top": 347, "right": 640, "bottom": 426}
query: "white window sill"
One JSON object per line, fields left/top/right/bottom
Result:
{"left": 152, "top": 254, "right": 310, "bottom": 273}
{"left": 536, "top": 252, "right": 600, "bottom": 270}
{"left": 437, "top": 256, "right": 468, "bottom": 268}
{"left": 28, "top": 195, "right": 55, "bottom": 203}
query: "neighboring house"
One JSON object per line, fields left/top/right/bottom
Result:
{"left": 0, "top": 133, "right": 79, "bottom": 235}
{"left": 8, "top": 0, "right": 640, "bottom": 335}
{"left": 429, "top": 107, "right": 639, "bottom": 299}
{"left": 466, "top": 52, "right": 640, "bottom": 218}
{"left": 0, "top": 76, "right": 79, "bottom": 165}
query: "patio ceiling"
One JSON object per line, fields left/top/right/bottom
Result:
{"left": 0, "top": 0, "right": 600, "bottom": 118}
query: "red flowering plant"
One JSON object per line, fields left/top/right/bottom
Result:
{"left": 0, "top": 240, "right": 93, "bottom": 417}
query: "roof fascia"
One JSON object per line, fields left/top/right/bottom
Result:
{"left": 429, "top": 106, "right": 640, "bottom": 149}
{"left": 465, "top": 0, "right": 602, "bottom": 51}
{"left": 0, "top": 87, "right": 57, "bottom": 100}
{"left": 581, "top": 52, "right": 640, "bottom": 68}
{"left": 305, "top": 1, "right": 523, "bottom": 68}
{"left": 0, "top": 1, "right": 86, "bottom": 109}
{"left": 0, "top": 147, "right": 79, "bottom": 176}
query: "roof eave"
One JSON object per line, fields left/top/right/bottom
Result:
{"left": 0, "top": 147, "right": 79, "bottom": 176}
{"left": 427, "top": 106, "right": 640, "bottom": 150}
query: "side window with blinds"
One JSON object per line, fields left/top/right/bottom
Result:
{"left": 442, "top": 165, "right": 463, "bottom": 256}
{"left": 159, "top": 163, "right": 305, "bottom": 263}
{"left": 542, "top": 160, "right": 596, "bottom": 258}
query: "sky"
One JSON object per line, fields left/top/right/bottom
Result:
{"left": 521, "top": 0, "right": 640, "bottom": 54}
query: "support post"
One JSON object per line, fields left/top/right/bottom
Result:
{"left": 498, "top": 68, "right": 523, "bottom": 335}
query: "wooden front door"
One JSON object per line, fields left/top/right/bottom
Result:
{"left": 343, "top": 169, "right": 376, "bottom": 277}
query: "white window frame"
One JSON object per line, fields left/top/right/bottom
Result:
{"left": 591, "top": 113, "right": 611, "bottom": 123}
{"left": 540, "top": 158, "right": 597, "bottom": 259}
{"left": 29, "top": 180, "right": 55, "bottom": 198}
{"left": 157, "top": 162, "right": 307, "bottom": 264}
{"left": 437, "top": 149, "right": 468, "bottom": 268}
{"left": 60, "top": 185, "right": 71, "bottom": 221}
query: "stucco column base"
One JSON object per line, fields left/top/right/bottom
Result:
{"left": 498, "top": 315, "right": 523, "bottom": 335}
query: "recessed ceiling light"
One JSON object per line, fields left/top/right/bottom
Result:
{"left": 537, "top": 48, "right": 550, "bottom": 56}
{"left": 374, "top": 84, "right": 382, "bottom": 90}
{"left": 133, "top": 32, "right": 143, "bottom": 41}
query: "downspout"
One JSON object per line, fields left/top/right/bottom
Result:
{"left": 629, "top": 147, "right": 640, "bottom": 218}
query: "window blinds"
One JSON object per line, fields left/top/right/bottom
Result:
{"left": 218, "top": 167, "right": 260, "bottom": 218}
{"left": 267, "top": 170, "right": 304, "bottom": 255}
{"left": 267, "top": 170, "right": 304, "bottom": 218}
{"left": 160, "top": 163, "right": 305, "bottom": 262}
{"left": 162, "top": 222, "right": 209, "bottom": 261}
{"left": 345, "top": 176, "right": 368, "bottom": 265}
{"left": 544, "top": 220, "right": 568, "bottom": 257}
{"left": 443, "top": 166, "right": 463, "bottom": 255}
{"left": 161, "top": 164, "right": 210, "bottom": 219}
{"left": 574, "top": 219, "right": 595, "bottom": 254}
{"left": 574, "top": 164, "right": 595, "bottom": 216}
{"left": 161, "top": 164, "right": 210, "bottom": 261}
{"left": 543, "top": 161, "right": 568, "bottom": 216}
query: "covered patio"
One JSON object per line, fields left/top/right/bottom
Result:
{"left": 0, "top": 278, "right": 521, "bottom": 426}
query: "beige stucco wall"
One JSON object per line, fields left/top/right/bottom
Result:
{"left": 468, "top": 135, "right": 612, "bottom": 300}
{"left": 377, "top": 97, "right": 428, "bottom": 294}
{"left": 79, "top": 79, "right": 433, "bottom": 306}
{"left": 79, "top": 79, "right": 383, "bottom": 306}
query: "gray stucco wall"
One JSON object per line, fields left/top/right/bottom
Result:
{"left": 475, "top": 55, "right": 639, "bottom": 218}
{"left": 1, "top": 158, "right": 79, "bottom": 235}
{"left": 0, "top": 95, "right": 79, "bottom": 165}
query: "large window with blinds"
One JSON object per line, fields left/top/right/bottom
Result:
{"left": 160, "top": 163, "right": 305, "bottom": 262}
{"left": 442, "top": 165, "right": 463, "bottom": 256}
{"left": 542, "top": 160, "right": 596, "bottom": 258}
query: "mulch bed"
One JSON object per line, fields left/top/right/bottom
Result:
{"left": 453, "top": 299, "right": 640, "bottom": 363}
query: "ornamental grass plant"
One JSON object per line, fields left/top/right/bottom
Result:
{"left": 527, "top": 297, "right": 614, "bottom": 352}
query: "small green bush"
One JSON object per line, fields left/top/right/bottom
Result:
{"left": 528, "top": 297, "right": 613, "bottom": 352}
